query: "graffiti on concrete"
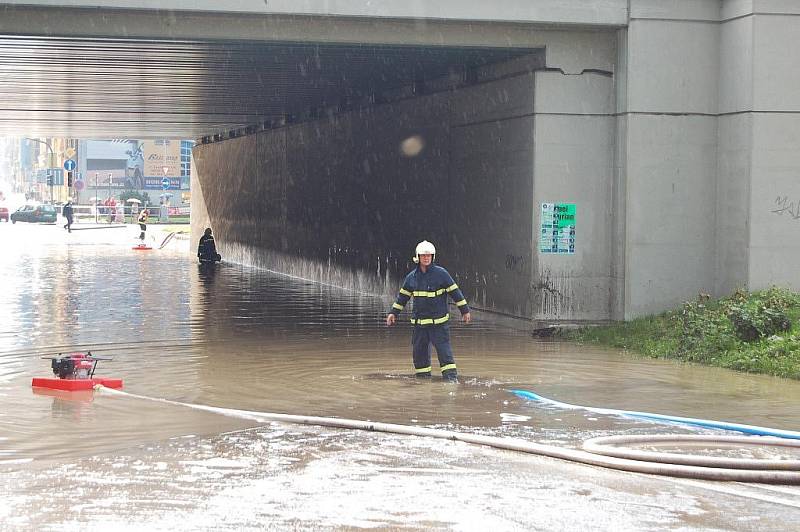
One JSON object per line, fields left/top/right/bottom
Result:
{"left": 531, "top": 268, "right": 574, "bottom": 319}
{"left": 772, "top": 196, "right": 800, "bottom": 220}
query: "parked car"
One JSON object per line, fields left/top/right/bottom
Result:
{"left": 10, "top": 204, "right": 57, "bottom": 224}
{"left": 0, "top": 206, "right": 8, "bottom": 222}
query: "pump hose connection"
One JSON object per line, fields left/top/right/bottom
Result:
{"left": 95, "top": 386, "right": 800, "bottom": 484}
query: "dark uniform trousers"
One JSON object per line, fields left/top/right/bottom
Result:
{"left": 390, "top": 264, "right": 467, "bottom": 380}
{"left": 412, "top": 324, "right": 456, "bottom": 378}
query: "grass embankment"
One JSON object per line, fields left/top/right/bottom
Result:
{"left": 149, "top": 216, "right": 190, "bottom": 225}
{"left": 565, "top": 287, "right": 800, "bottom": 379}
{"left": 156, "top": 224, "right": 190, "bottom": 233}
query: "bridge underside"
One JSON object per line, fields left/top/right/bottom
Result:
{"left": 0, "top": 35, "right": 533, "bottom": 139}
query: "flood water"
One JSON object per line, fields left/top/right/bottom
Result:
{"left": 2, "top": 223, "right": 800, "bottom": 531}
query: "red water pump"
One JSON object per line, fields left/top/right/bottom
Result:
{"left": 32, "top": 352, "right": 123, "bottom": 392}
{"left": 51, "top": 352, "right": 98, "bottom": 379}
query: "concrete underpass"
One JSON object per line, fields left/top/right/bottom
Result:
{"left": 2, "top": 0, "right": 800, "bottom": 324}
{"left": 190, "top": 44, "right": 593, "bottom": 322}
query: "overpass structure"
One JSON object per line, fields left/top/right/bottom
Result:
{"left": 1, "top": 0, "right": 799, "bottom": 321}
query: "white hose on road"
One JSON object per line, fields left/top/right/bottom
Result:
{"left": 583, "top": 434, "right": 800, "bottom": 470}
{"left": 96, "top": 386, "right": 800, "bottom": 485}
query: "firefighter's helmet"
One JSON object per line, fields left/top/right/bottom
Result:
{"left": 413, "top": 240, "right": 436, "bottom": 263}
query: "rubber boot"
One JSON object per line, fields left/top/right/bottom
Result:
{"left": 442, "top": 369, "right": 458, "bottom": 383}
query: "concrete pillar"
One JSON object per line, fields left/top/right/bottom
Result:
{"left": 189, "top": 154, "right": 210, "bottom": 255}
{"left": 532, "top": 70, "right": 616, "bottom": 321}
{"left": 619, "top": 0, "right": 721, "bottom": 318}
{"left": 744, "top": 7, "right": 800, "bottom": 290}
{"left": 716, "top": 6, "right": 753, "bottom": 296}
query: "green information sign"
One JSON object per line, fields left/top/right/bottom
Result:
{"left": 540, "top": 202, "right": 576, "bottom": 254}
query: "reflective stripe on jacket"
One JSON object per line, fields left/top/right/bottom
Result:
{"left": 389, "top": 264, "right": 469, "bottom": 325}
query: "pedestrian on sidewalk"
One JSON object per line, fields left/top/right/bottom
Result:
{"left": 62, "top": 200, "right": 74, "bottom": 233}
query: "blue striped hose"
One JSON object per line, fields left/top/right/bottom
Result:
{"left": 510, "top": 389, "right": 800, "bottom": 440}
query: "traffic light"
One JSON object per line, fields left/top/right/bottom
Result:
{"left": 67, "top": 171, "right": 73, "bottom": 187}
{"left": 46, "top": 174, "right": 53, "bottom": 186}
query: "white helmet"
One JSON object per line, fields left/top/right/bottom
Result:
{"left": 413, "top": 240, "right": 436, "bottom": 263}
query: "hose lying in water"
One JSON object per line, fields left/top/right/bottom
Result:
{"left": 510, "top": 389, "right": 800, "bottom": 440}
{"left": 158, "top": 232, "right": 176, "bottom": 249}
{"left": 96, "top": 386, "right": 800, "bottom": 484}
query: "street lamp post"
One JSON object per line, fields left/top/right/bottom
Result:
{"left": 95, "top": 172, "right": 99, "bottom": 223}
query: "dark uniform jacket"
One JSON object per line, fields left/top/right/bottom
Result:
{"left": 389, "top": 264, "right": 469, "bottom": 325}
{"left": 198, "top": 234, "right": 221, "bottom": 262}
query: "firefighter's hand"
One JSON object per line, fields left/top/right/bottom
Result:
{"left": 462, "top": 312, "right": 472, "bottom": 324}
{"left": 386, "top": 313, "right": 396, "bottom": 326}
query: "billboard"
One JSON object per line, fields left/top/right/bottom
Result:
{"left": 86, "top": 140, "right": 143, "bottom": 189}
{"left": 143, "top": 139, "right": 181, "bottom": 179}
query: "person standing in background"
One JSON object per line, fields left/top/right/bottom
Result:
{"left": 62, "top": 200, "right": 74, "bottom": 233}
{"left": 137, "top": 209, "right": 149, "bottom": 241}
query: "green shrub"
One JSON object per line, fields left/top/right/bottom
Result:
{"left": 563, "top": 286, "right": 800, "bottom": 379}
{"left": 725, "top": 287, "right": 793, "bottom": 342}
{"left": 727, "top": 303, "right": 790, "bottom": 341}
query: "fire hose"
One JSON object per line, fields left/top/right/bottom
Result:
{"left": 97, "top": 386, "right": 800, "bottom": 484}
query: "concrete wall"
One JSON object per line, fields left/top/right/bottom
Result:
{"left": 620, "top": 1, "right": 721, "bottom": 317}
{"left": 189, "top": 156, "right": 211, "bottom": 254}
{"left": 194, "top": 71, "right": 539, "bottom": 317}
{"left": 747, "top": 11, "right": 800, "bottom": 290}
{"left": 192, "top": 23, "right": 623, "bottom": 322}
{"left": 3, "top": 0, "right": 629, "bottom": 26}
{"left": 716, "top": 113, "right": 752, "bottom": 296}
{"left": 0, "top": 4, "right": 626, "bottom": 54}
{"left": 533, "top": 71, "right": 616, "bottom": 321}
{"left": 617, "top": 0, "right": 800, "bottom": 317}
{"left": 716, "top": 12, "right": 752, "bottom": 296}
{"left": 189, "top": 0, "right": 800, "bottom": 323}
{"left": 715, "top": 2, "right": 800, "bottom": 295}
{"left": 447, "top": 84, "right": 535, "bottom": 317}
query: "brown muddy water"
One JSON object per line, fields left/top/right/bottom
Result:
{"left": 2, "top": 223, "right": 800, "bottom": 531}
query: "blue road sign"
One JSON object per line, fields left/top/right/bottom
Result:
{"left": 63, "top": 159, "right": 76, "bottom": 171}
{"left": 161, "top": 177, "right": 170, "bottom": 190}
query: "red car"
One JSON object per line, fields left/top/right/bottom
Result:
{"left": 0, "top": 206, "right": 9, "bottom": 222}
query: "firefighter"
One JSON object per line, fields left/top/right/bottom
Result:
{"left": 197, "top": 227, "right": 222, "bottom": 263}
{"left": 386, "top": 240, "right": 471, "bottom": 382}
